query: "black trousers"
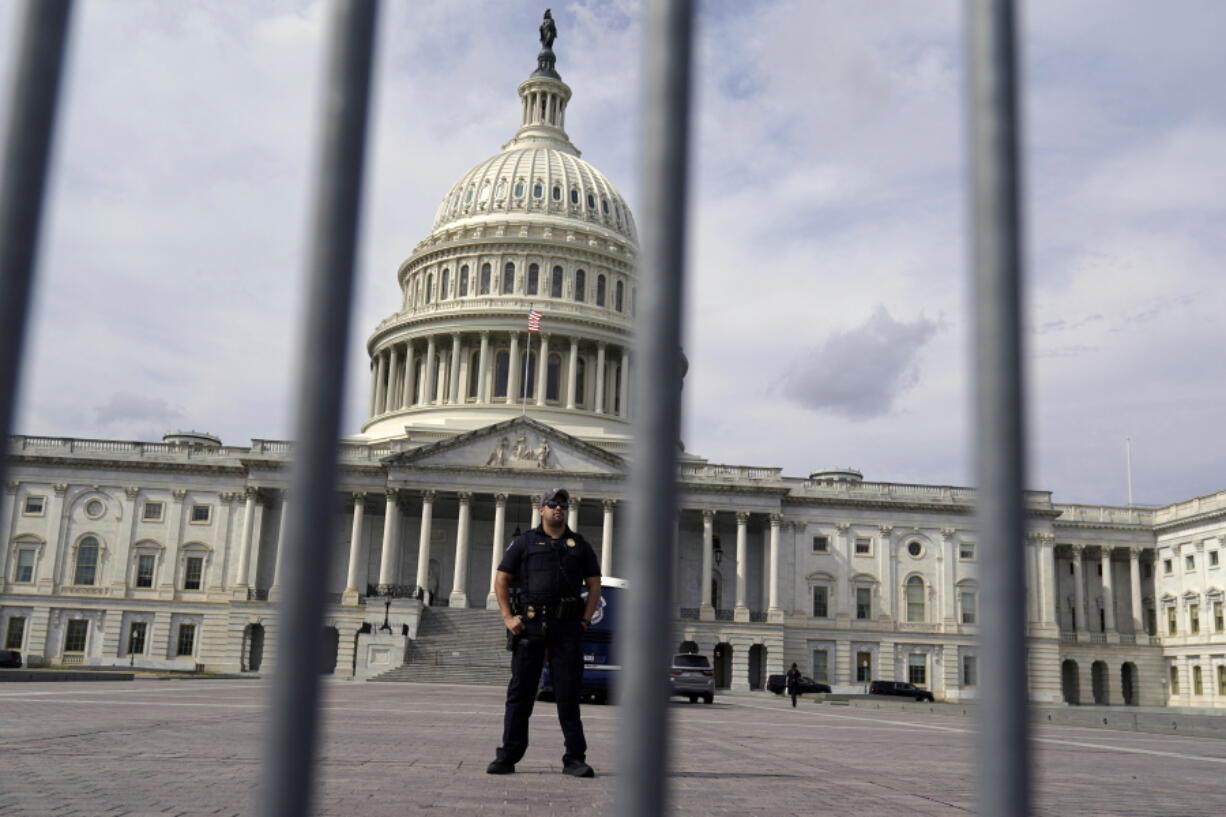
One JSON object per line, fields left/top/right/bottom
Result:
{"left": 497, "top": 617, "right": 587, "bottom": 765}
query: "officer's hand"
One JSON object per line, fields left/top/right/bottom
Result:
{"left": 504, "top": 614, "right": 525, "bottom": 635}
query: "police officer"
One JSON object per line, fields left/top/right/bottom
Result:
{"left": 487, "top": 488, "right": 601, "bottom": 777}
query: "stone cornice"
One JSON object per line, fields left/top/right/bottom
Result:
{"left": 6, "top": 453, "right": 247, "bottom": 478}
{"left": 1152, "top": 505, "right": 1226, "bottom": 534}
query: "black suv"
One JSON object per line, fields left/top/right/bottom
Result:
{"left": 0, "top": 649, "right": 22, "bottom": 669}
{"left": 868, "top": 680, "right": 934, "bottom": 702}
{"left": 766, "top": 674, "right": 831, "bottom": 695}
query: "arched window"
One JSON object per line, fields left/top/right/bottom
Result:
{"left": 587, "top": 192, "right": 595, "bottom": 209}
{"left": 551, "top": 266, "right": 563, "bottom": 298}
{"left": 502, "top": 262, "right": 515, "bottom": 295}
{"left": 426, "top": 274, "right": 434, "bottom": 303}
{"left": 552, "top": 185, "right": 561, "bottom": 201}
{"left": 596, "top": 274, "right": 606, "bottom": 307}
{"left": 494, "top": 351, "right": 509, "bottom": 398}
{"left": 602, "top": 197, "right": 609, "bottom": 214}
{"left": 533, "top": 181, "right": 543, "bottom": 198}
{"left": 546, "top": 353, "right": 562, "bottom": 401}
{"left": 440, "top": 268, "right": 450, "bottom": 300}
{"left": 570, "top": 188, "right": 579, "bottom": 205}
{"left": 906, "top": 576, "right": 926, "bottom": 623}
{"left": 576, "top": 357, "right": 586, "bottom": 405}
{"left": 495, "top": 179, "right": 506, "bottom": 198}
{"left": 469, "top": 350, "right": 481, "bottom": 399}
{"left": 464, "top": 186, "right": 474, "bottom": 203}
{"left": 478, "top": 181, "right": 491, "bottom": 205}
{"left": 521, "top": 351, "right": 537, "bottom": 398}
{"left": 75, "top": 536, "right": 100, "bottom": 586}
{"left": 459, "top": 265, "right": 469, "bottom": 297}
{"left": 513, "top": 180, "right": 525, "bottom": 198}
{"left": 527, "top": 263, "right": 540, "bottom": 295}
{"left": 574, "top": 269, "right": 586, "bottom": 302}
{"left": 615, "top": 280, "right": 624, "bottom": 312}
{"left": 479, "top": 263, "right": 491, "bottom": 295}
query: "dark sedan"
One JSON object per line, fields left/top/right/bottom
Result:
{"left": 0, "top": 649, "right": 22, "bottom": 668}
{"left": 868, "top": 680, "right": 934, "bottom": 702}
{"left": 766, "top": 673, "right": 831, "bottom": 695}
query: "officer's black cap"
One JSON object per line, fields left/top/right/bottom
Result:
{"left": 541, "top": 488, "right": 570, "bottom": 505}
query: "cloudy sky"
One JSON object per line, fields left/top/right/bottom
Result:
{"left": 3, "top": 1, "right": 1224, "bottom": 507}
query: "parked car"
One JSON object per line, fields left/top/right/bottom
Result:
{"left": 0, "top": 649, "right": 22, "bottom": 668}
{"left": 670, "top": 653, "right": 715, "bottom": 704}
{"left": 868, "top": 680, "right": 934, "bottom": 702}
{"left": 766, "top": 673, "right": 831, "bottom": 695}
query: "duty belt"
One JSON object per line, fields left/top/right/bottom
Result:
{"left": 523, "top": 600, "right": 579, "bottom": 620}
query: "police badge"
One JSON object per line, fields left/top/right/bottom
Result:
{"left": 566, "top": 538, "right": 576, "bottom": 548}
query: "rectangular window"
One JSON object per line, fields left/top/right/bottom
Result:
{"left": 811, "top": 535, "right": 829, "bottom": 553}
{"left": 854, "top": 537, "right": 872, "bottom": 556}
{"left": 812, "top": 586, "right": 828, "bottom": 618}
{"left": 1215, "top": 601, "right": 1223, "bottom": 633}
{"left": 1164, "top": 559, "right": 1173, "bottom": 575}
{"left": 127, "top": 621, "right": 147, "bottom": 656}
{"left": 962, "top": 655, "right": 978, "bottom": 687}
{"left": 1193, "top": 665, "right": 1204, "bottom": 696}
{"left": 961, "top": 592, "right": 977, "bottom": 624}
{"left": 176, "top": 624, "right": 196, "bottom": 657}
{"left": 959, "top": 543, "right": 975, "bottom": 560}
{"left": 141, "top": 501, "right": 163, "bottom": 521}
{"left": 5, "top": 617, "right": 25, "bottom": 650}
{"left": 1185, "top": 554, "right": 1195, "bottom": 571}
{"left": 855, "top": 651, "right": 872, "bottom": 683}
{"left": 190, "top": 505, "right": 211, "bottom": 523}
{"left": 1219, "top": 665, "right": 1226, "bottom": 696}
{"left": 22, "top": 495, "right": 45, "bottom": 515}
{"left": 15, "top": 549, "right": 35, "bottom": 583}
{"left": 855, "top": 588, "right": 872, "bottom": 620}
{"left": 1169, "top": 664, "right": 1180, "bottom": 695}
{"left": 136, "top": 554, "right": 156, "bottom": 588}
{"left": 812, "top": 650, "right": 828, "bottom": 683}
{"left": 1143, "top": 563, "right": 1152, "bottom": 579}
{"left": 184, "top": 557, "right": 204, "bottom": 590}
{"left": 1190, "top": 604, "right": 1200, "bottom": 635}
{"left": 64, "top": 619, "right": 88, "bottom": 653}
{"left": 1211, "top": 550, "right": 1220, "bottom": 568}
{"left": 908, "top": 654, "right": 927, "bottom": 686}
{"left": 1168, "top": 607, "right": 1178, "bottom": 636}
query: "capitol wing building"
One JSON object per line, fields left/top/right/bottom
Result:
{"left": 4, "top": 35, "right": 1226, "bottom": 710}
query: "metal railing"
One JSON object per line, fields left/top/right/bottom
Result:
{"left": 0, "top": 1, "right": 1036, "bottom": 816}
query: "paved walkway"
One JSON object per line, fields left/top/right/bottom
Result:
{"left": 3, "top": 679, "right": 1225, "bottom": 816}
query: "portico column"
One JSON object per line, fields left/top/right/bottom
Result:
{"left": 386, "top": 346, "right": 400, "bottom": 411}
{"left": 271, "top": 494, "right": 290, "bottom": 590}
{"left": 1101, "top": 546, "right": 1117, "bottom": 635}
{"left": 1129, "top": 547, "right": 1144, "bottom": 634}
{"left": 1072, "top": 545, "right": 1087, "bottom": 635}
{"left": 569, "top": 495, "right": 581, "bottom": 532}
{"left": 734, "top": 512, "right": 749, "bottom": 621}
{"left": 234, "top": 488, "right": 258, "bottom": 587}
{"left": 700, "top": 510, "right": 714, "bottom": 619}
{"left": 566, "top": 336, "right": 579, "bottom": 409}
{"left": 536, "top": 333, "right": 550, "bottom": 406}
{"left": 401, "top": 342, "right": 416, "bottom": 408}
{"left": 477, "top": 331, "right": 490, "bottom": 403}
{"left": 373, "top": 351, "right": 387, "bottom": 414}
{"left": 530, "top": 497, "right": 542, "bottom": 529}
{"left": 508, "top": 333, "right": 522, "bottom": 403}
{"left": 1040, "top": 534, "right": 1057, "bottom": 626}
{"left": 450, "top": 492, "right": 472, "bottom": 608}
{"left": 368, "top": 359, "right": 379, "bottom": 416}
{"left": 424, "top": 336, "right": 437, "bottom": 404}
{"left": 377, "top": 489, "right": 400, "bottom": 590}
{"left": 343, "top": 493, "right": 366, "bottom": 604}
{"left": 601, "top": 499, "right": 616, "bottom": 576}
{"left": 448, "top": 333, "right": 462, "bottom": 404}
{"left": 768, "top": 514, "right": 782, "bottom": 620}
{"left": 488, "top": 493, "right": 508, "bottom": 609}
{"left": 622, "top": 352, "right": 631, "bottom": 418}
{"left": 835, "top": 522, "right": 852, "bottom": 619}
{"left": 594, "top": 342, "right": 607, "bottom": 414}
{"left": 415, "top": 491, "right": 436, "bottom": 602}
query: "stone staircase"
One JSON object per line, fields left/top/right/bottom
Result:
{"left": 368, "top": 606, "right": 511, "bottom": 686}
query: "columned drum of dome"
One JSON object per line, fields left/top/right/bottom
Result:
{"left": 362, "top": 32, "right": 637, "bottom": 447}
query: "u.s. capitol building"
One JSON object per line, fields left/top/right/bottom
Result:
{"left": 3, "top": 30, "right": 1224, "bottom": 710}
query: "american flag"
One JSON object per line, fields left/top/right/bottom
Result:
{"left": 527, "top": 310, "right": 542, "bottom": 333}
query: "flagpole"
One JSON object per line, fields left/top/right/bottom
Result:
{"left": 522, "top": 305, "right": 531, "bottom": 416}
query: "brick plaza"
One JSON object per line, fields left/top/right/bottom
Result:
{"left": 3, "top": 679, "right": 1225, "bottom": 817}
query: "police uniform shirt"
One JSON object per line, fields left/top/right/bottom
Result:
{"left": 498, "top": 526, "right": 600, "bottom": 603}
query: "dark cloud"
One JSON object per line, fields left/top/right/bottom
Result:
{"left": 779, "top": 306, "right": 939, "bottom": 419}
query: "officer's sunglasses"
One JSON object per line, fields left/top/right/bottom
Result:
{"left": 543, "top": 500, "right": 567, "bottom": 509}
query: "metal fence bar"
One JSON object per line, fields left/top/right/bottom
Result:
{"left": 258, "top": 3, "right": 379, "bottom": 817}
{"left": 966, "top": 2, "right": 1031, "bottom": 816}
{"left": 614, "top": 2, "right": 694, "bottom": 817}
{"left": 0, "top": 0, "right": 73, "bottom": 517}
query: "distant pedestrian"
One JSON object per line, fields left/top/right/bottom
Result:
{"left": 786, "top": 662, "right": 802, "bottom": 708}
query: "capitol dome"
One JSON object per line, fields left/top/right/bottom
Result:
{"left": 361, "top": 30, "right": 638, "bottom": 450}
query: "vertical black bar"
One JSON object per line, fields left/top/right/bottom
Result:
{"left": 966, "top": 1, "right": 1031, "bottom": 816}
{"left": 0, "top": 0, "right": 73, "bottom": 493}
{"left": 614, "top": 2, "right": 693, "bottom": 817}
{"left": 259, "top": 3, "right": 378, "bottom": 817}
